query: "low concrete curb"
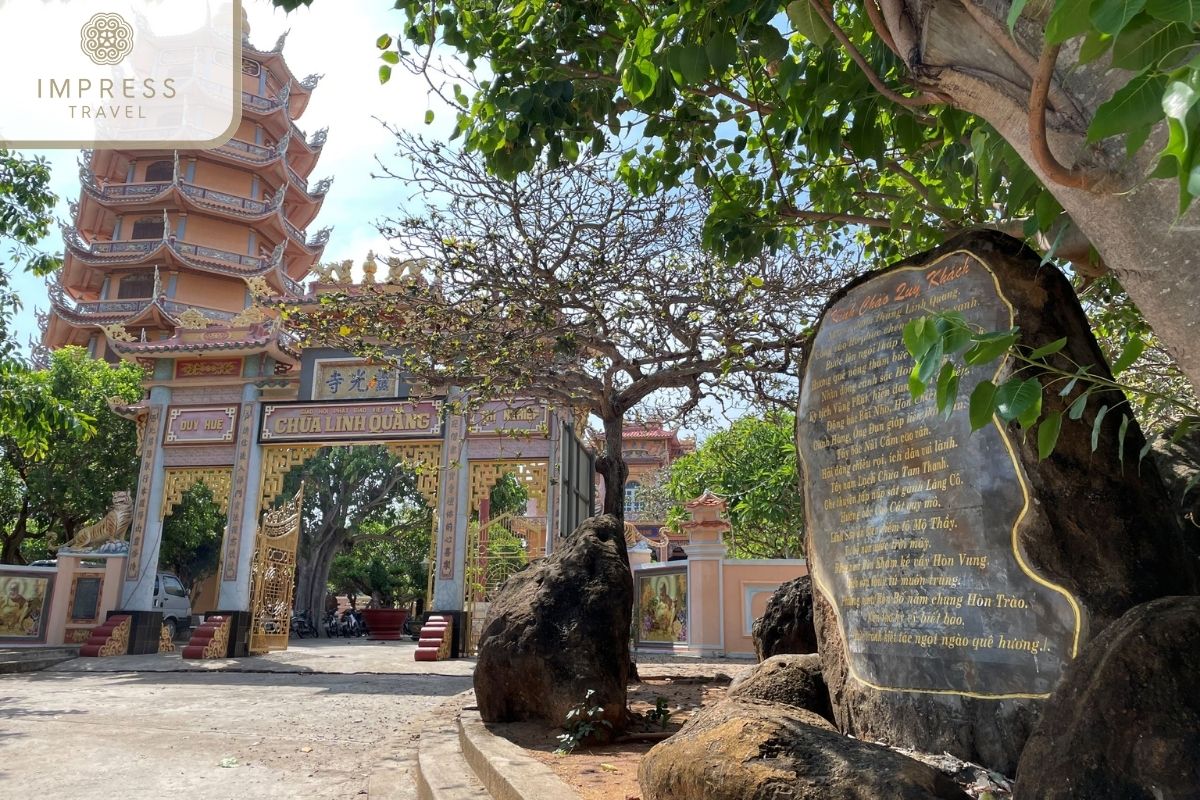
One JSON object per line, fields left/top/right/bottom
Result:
{"left": 416, "top": 717, "right": 489, "bottom": 800}
{"left": 0, "top": 646, "right": 80, "bottom": 674}
{"left": 457, "top": 710, "right": 581, "bottom": 800}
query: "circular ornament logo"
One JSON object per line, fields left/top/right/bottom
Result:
{"left": 80, "top": 12, "right": 135, "bottom": 66}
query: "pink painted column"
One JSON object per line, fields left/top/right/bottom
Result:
{"left": 683, "top": 490, "right": 730, "bottom": 656}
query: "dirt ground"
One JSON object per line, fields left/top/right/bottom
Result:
{"left": 498, "top": 677, "right": 730, "bottom": 800}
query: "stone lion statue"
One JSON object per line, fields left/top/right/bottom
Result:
{"left": 64, "top": 491, "right": 133, "bottom": 551}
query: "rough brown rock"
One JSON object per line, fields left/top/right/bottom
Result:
{"left": 1015, "top": 596, "right": 1200, "bottom": 800}
{"left": 751, "top": 574, "right": 817, "bottom": 659}
{"left": 473, "top": 514, "right": 632, "bottom": 733}
{"left": 799, "top": 232, "right": 1199, "bottom": 773}
{"left": 727, "top": 653, "right": 833, "bottom": 724}
{"left": 1152, "top": 425, "right": 1200, "bottom": 555}
{"left": 638, "top": 697, "right": 969, "bottom": 800}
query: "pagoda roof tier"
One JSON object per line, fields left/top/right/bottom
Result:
{"left": 46, "top": 275, "right": 241, "bottom": 331}
{"left": 61, "top": 228, "right": 304, "bottom": 297}
{"left": 243, "top": 32, "right": 322, "bottom": 119}
{"left": 79, "top": 149, "right": 330, "bottom": 230}
{"left": 105, "top": 319, "right": 300, "bottom": 367}
{"left": 74, "top": 181, "right": 330, "bottom": 262}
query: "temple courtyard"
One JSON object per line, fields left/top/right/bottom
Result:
{"left": 0, "top": 640, "right": 748, "bottom": 799}
{"left": 0, "top": 640, "right": 475, "bottom": 799}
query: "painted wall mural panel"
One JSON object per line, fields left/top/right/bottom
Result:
{"left": 0, "top": 572, "right": 55, "bottom": 643}
{"left": 636, "top": 569, "right": 687, "bottom": 645}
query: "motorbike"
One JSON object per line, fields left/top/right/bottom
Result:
{"left": 290, "top": 609, "right": 318, "bottom": 638}
{"left": 323, "top": 610, "right": 339, "bottom": 638}
{"left": 340, "top": 608, "right": 365, "bottom": 638}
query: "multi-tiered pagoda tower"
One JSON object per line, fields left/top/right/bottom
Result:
{"left": 41, "top": 28, "right": 330, "bottom": 359}
{"left": 36, "top": 26, "right": 334, "bottom": 646}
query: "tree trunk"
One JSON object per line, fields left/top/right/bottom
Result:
{"left": 295, "top": 527, "right": 347, "bottom": 623}
{"left": 594, "top": 412, "right": 631, "bottom": 565}
{"left": 0, "top": 498, "right": 30, "bottom": 565}
{"left": 881, "top": 1, "right": 1200, "bottom": 394}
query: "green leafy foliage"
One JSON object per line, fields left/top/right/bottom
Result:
{"left": 283, "top": 446, "right": 434, "bottom": 617}
{"left": 554, "top": 689, "right": 613, "bottom": 755}
{"left": 328, "top": 514, "right": 431, "bottom": 609}
{"left": 645, "top": 696, "right": 672, "bottom": 728}
{"left": 268, "top": 0, "right": 1200, "bottom": 265}
{"left": 1, "top": 348, "right": 143, "bottom": 563}
{"left": 159, "top": 483, "right": 225, "bottom": 591}
{"left": 660, "top": 413, "right": 803, "bottom": 559}
{"left": 904, "top": 312, "right": 1199, "bottom": 466}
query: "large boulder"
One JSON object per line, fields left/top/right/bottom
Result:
{"left": 474, "top": 514, "right": 632, "bottom": 733}
{"left": 638, "top": 697, "right": 969, "bottom": 800}
{"left": 797, "top": 232, "right": 1199, "bottom": 773}
{"left": 727, "top": 653, "right": 833, "bottom": 724}
{"left": 751, "top": 574, "right": 817, "bottom": 659}
{"left": 1015, "top": 596, "right": 1200, "bottom": 800}
{"left": 1152, "top": 426, "right": 1200, "bottom": 560}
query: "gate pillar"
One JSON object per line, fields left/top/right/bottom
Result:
{"left": 433, "top": 412, "right": 469, "bottom": 610}
{"left": 217, "top": 386, "right": 264, "bottom": 610}
{"left": 120, "top": 384, "right": 171, "bottom": 610}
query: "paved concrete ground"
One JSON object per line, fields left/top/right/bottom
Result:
{"left": 0, "top": 639, "right": 751, "bottom": 799}
{"left": 0, "top": 639, "right": 472, "bottom": 800}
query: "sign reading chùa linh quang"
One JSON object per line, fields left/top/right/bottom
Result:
{"left": 260, "top": 400, "right": 442, "bottom": 443}
{"left": 797, "top": 251, "right": 1081, "bottom": 698}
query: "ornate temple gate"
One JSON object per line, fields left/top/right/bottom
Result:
{"left": 249, "top": 487, "right": 303, "bottom": 654}
{"left": 463, "top": 460, "right": 549, "bottom": 654}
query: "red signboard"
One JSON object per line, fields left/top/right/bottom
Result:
{"left": 260, "top": 400, "right": 443, "bottom": 443}
{"left": 165, "top": 406, "right": 239, "bottom": 445}
{"left": 467, "top": 399, "right": 550, "bottom": 436}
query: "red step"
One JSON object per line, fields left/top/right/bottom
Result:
{"left": 414, "top": 647, "right": 441, "bottom": 661}
{"left": 181, "top": 616, "right": 230, "bottom": 659}
{"left": 79, "top": 615, "right": 131, "bottom": 657}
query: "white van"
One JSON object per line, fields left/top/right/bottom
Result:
{"left": 153, "top": 573, "right": 192, "bottom": 639}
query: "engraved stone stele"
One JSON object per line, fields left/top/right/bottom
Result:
{"left": 796, "top": 231, "right": 1197, "bottom": 774}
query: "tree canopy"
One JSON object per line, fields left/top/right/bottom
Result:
{"left": 159, "top": 482, "right": 226, "bottom": 592}
{"left": 274, "top": 0, "right": 1200, "bottom": 396}
{"left": 1, "top": 150, "right": 91, "bottom": 458}
{"left": 283, "top": 445, "right": 434, "bottom": 619}
{"left": 284, "top": 135, "right": 850, "bottom": 520}
{"left": 661, "top": 412, "right": 804, "bottom": 558}
{"left": 0, "top": 347, "right": 144, "bottom": 563}
{"left": 328, "top": 513, "right": 431, "bottom": 610}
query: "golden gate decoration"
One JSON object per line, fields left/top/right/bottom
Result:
{"left": 249, "top": 486, "right": 304, "bottom": 655}
{"left": 463, "top": 511, "right": 548, "bottom": 655}
{"left": 160, "top": 467, "right": 232, "bottom": 517}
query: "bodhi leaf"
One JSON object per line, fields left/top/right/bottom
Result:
{"left": 969, "top": 380, "right": 998, "bottom": 430}
{"left": 1038, "top": 410, "right": 1063, "bottom": 459}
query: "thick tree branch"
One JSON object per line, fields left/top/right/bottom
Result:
{"left": 1028, "top": 44, "right": 1096, "bottom": 191}
{"left": 808, "top": 0, "right": 942, "bottom": 113}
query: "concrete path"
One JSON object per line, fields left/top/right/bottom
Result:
{"left": 0, "top": 639, "right": 752, "bottom": 799}
{"left": 0, "top": 639, "right": 473, "bottom": 800}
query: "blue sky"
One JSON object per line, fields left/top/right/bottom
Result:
{"left": 8, "top": 0, "right": 458, "bottom": 352}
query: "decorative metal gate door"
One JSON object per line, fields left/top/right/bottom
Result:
{"left": 464, "top": 511, "right": 547, "bottom": 654}
{"left": 249, "top": 486, "right": 303, "bottom": 655}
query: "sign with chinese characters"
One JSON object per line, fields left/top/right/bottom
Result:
{"left": 165, "top": 406, "right": 238, "bottom": 445}
{"left": 468, "top": 399, "right": 550, "bottom": 436}
{"left": 312, "top": 360, "right": 399, "bottom": 401}
{"left": 175, "top": 358, "right": 242, "bottom": 379}
{"left": 260, "top": 400, "right": 442, "bottom": 443}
